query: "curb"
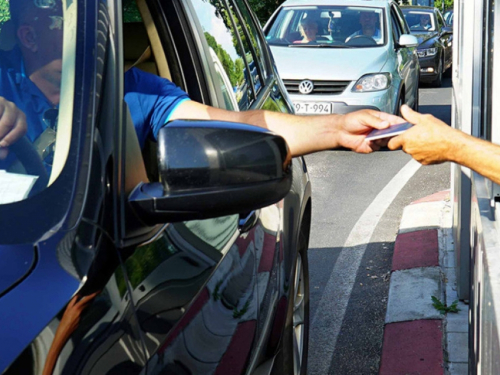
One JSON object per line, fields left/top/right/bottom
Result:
{"left": 379, "top": 189, "right": 467, "bottom": 375}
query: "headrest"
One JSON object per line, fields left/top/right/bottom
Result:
{"left": 0, "top": 20, "right": 16, "bottom": 51}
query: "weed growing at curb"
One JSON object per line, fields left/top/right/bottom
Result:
{"left": 431, "top": 296, "right": 460, "bottom": 314}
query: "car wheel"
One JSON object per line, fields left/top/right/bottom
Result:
{"left": 283, "top": 228, "right": 310, "bottom": 375}
{"left": 431, "top": 58, "right": 443, "bottom": 87}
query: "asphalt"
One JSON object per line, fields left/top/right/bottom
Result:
{"left": 379, "top": 190, "right": 469, "bottom": 375}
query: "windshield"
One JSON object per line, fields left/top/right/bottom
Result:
{"left": 402, "top": 9, "right": 436, "bottom": 33}
{"left": 0, "top": 0, "right": 76, "bottom": 205}
{"left": 266, "top": 6, "right": 386, "bottom": 48}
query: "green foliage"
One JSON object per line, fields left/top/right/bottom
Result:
{"left": 434, "top": 0, "right": 454, "bottom": 11}
{"left": 0, "top": 0, "right": 10, "bottom": 33}
{"left": 123, "top": 0, "right": 142, "bottom": 23}
{"left": 204, "top": 31, "right": 244, "bottom": 87}
{"left": 431, "top": 296, "right": 460, "bottom": 314}
{"left": 248, "top": 0, "right": 285, "bottom": 26}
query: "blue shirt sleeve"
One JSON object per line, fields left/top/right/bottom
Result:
{"left": 124, "top": 68, "right": 190, "bottom": 148}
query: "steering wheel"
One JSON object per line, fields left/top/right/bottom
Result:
{"left": 9, "top": 136, "right": 49, "bottom": 194}
{"left": 345, "top": 35, "right": 378, "bottom": 46}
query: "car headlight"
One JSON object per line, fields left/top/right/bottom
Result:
{"left": 352, "top": 73, "right": 391, "bottom": 92}
{"left": 417, "top": 47, "right": 438, "bottom": 58}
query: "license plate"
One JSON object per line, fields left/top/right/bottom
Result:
{"left": 294, "top": 102, "right": 332, "bottom": 114}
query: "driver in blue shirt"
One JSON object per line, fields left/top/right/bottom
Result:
{"left": 0, "top": 0, "right": 403, "bottom": 169}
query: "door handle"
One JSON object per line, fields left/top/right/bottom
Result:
{"left": 238, "top": 210, "right": 259, "bottom": 233}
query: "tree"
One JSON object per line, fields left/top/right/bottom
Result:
{"left": 0, "top": 0, "right": 10, "bottom": 33}
{"left": 247, "top": 0, "right": 285, "bottom": 25}
{"left": 434, "top": 0, "right": 454, "bottom": 11}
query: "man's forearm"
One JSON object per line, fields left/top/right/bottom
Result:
{"left": 235, "top": 110, "right": 343, "bottom": 156}
{"left": 170, "top": 100, "right": 399, "bottom": 157}
{"left": 452, "top": 131, "right": 500, "bottom": 185}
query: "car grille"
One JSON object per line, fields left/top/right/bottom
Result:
{"left": 283, "top": 80, "right": 351, "bottom": 95}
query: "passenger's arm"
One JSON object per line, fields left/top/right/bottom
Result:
{"left": 170, "top": 100, "right": 403, "bottom": 157}
{"left": 388, "top": 105, "right": 500, "bottom": 185}
{"left": 0, "top": 97, "right": 27, "bottom": 159}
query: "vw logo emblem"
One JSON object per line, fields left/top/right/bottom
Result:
{"left": 298, "top": 80, "right": 314, "bottom": 95}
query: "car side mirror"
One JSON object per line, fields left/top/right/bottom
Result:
{"left": 398, "top": 34, "right": 419, "bottom": 48}
{"left": 128, "top": 119, "right": 292, "bottom": 225}
{"left": 441, "top": 26, "right": 453, "bottom": 35}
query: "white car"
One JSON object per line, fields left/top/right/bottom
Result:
{"left": 264, "top": 0, "right": 420, "bottom": 115}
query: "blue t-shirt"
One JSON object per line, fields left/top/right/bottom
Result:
{"left": 124, "top": 67, "right": 190, "bottom": 148}
{"left": 0, "top": 48, "right": 190, "bottom": 165}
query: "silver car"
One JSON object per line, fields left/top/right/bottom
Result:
{"left": 264, "top": 0, "right": 420, "bottom": 115}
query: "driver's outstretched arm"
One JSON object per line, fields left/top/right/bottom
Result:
{"left": 169, "top": 100, "right": 404, "bottom": 157}
{"left": 0, "top": 97, "right": 27, "bottom": 159}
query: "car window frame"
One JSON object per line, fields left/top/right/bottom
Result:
{"left": 390, "top": 6, "right": 403, "bottom": 44}
{"left": 392, "top": 3, "right": 410, "bottom": 35}
{"left": 230, "top": 0, "right": 268, "bottom": 82}
{"left": 436, "top": 10, "right": 446, "bottom": 31}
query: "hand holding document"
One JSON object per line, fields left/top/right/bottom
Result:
{"left": 0, "top": 170, "right": 39, "bottom": 204}
{"left": 365, "top": 122, "right": 413, "bottom": 141}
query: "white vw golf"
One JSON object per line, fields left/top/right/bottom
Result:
{"left": 264, "top": 0, "right": 420, "bottom": 115}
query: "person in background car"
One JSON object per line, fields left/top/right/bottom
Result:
{"left": 0, "top": 0, "right": 405, "bottom": 168}
{"left": 346, "top": 11, "right": 382, "bottom": 43}
{"left": 294, "top": 17, "right": 319, "bottom": 44}
{"left": 411, "top": 14, "right": 432, "bottom": 31}
{"left": 388, "top": 105, "right": 500, "bottom": 185}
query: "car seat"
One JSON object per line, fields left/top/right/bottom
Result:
{"left": 123, "top": 22, "right": 158, "bottom": 75}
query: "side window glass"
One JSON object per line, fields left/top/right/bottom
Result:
{"left": 190, "top": 0, "right": 253, "bottom": 110}
{"left": 390, "top": 9, "right": 402, "bottom": 42}
{"left": 232, "top": 0, "right": 268, "bottom": 80}
{"left": 227, "top": 0, "right": 264, "bottom": 95}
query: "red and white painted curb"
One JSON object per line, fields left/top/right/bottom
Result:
{"left": 380, "top": 190, "right": 453, "bottom": 375}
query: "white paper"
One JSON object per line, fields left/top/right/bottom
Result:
{"left": 0, "top": 170, "right": 39, "bottom": 204}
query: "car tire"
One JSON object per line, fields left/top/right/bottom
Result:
{"left": 431, "top": 58, "right": 443, "bottom": 87}
{"left": 282, "top": 227, "right": 310, "bottom": 375}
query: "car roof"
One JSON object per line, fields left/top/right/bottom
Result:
{"left": 280, "top": 0, "right": 392, "bottom": 9}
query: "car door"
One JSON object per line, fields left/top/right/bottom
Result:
{"left": 2, "top": 1, "right": 152, "bottom": 374}
{"left": 116, "top": 0, "right": 285, "bottom": 374}
{"left": 391, "top": 3, "right": 418, "bottom": 110}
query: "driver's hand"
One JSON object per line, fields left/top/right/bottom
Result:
{"left": 0, "top": 97, "right": 27, "bottom": 160}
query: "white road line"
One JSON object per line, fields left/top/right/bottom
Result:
{"left": 308, "top": 158, "right": 421, "bottom": 375}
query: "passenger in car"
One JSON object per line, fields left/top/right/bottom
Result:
{"left": 346, "top": 11, "right": 382, "bottom": 44}
{"left": 293, "top": 18, "right": 319, "bottom": 44}
{"left": 0, "top": 0, "right": 404, "bottom": 167}
{"left": 388, "top": 105, "right": 500, "bottom": 186}
{"left": 410, "top": 14, "right": 432, "bottom": 31}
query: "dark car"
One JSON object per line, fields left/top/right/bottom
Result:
{"left": 402, "top": 6, "right": 453, "bottom": 87}
{"left": 0, "top": 0, "right": 311, "bottom": 374}
{"left": 443, "top": 8, "right": 454, "bottom": 26}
